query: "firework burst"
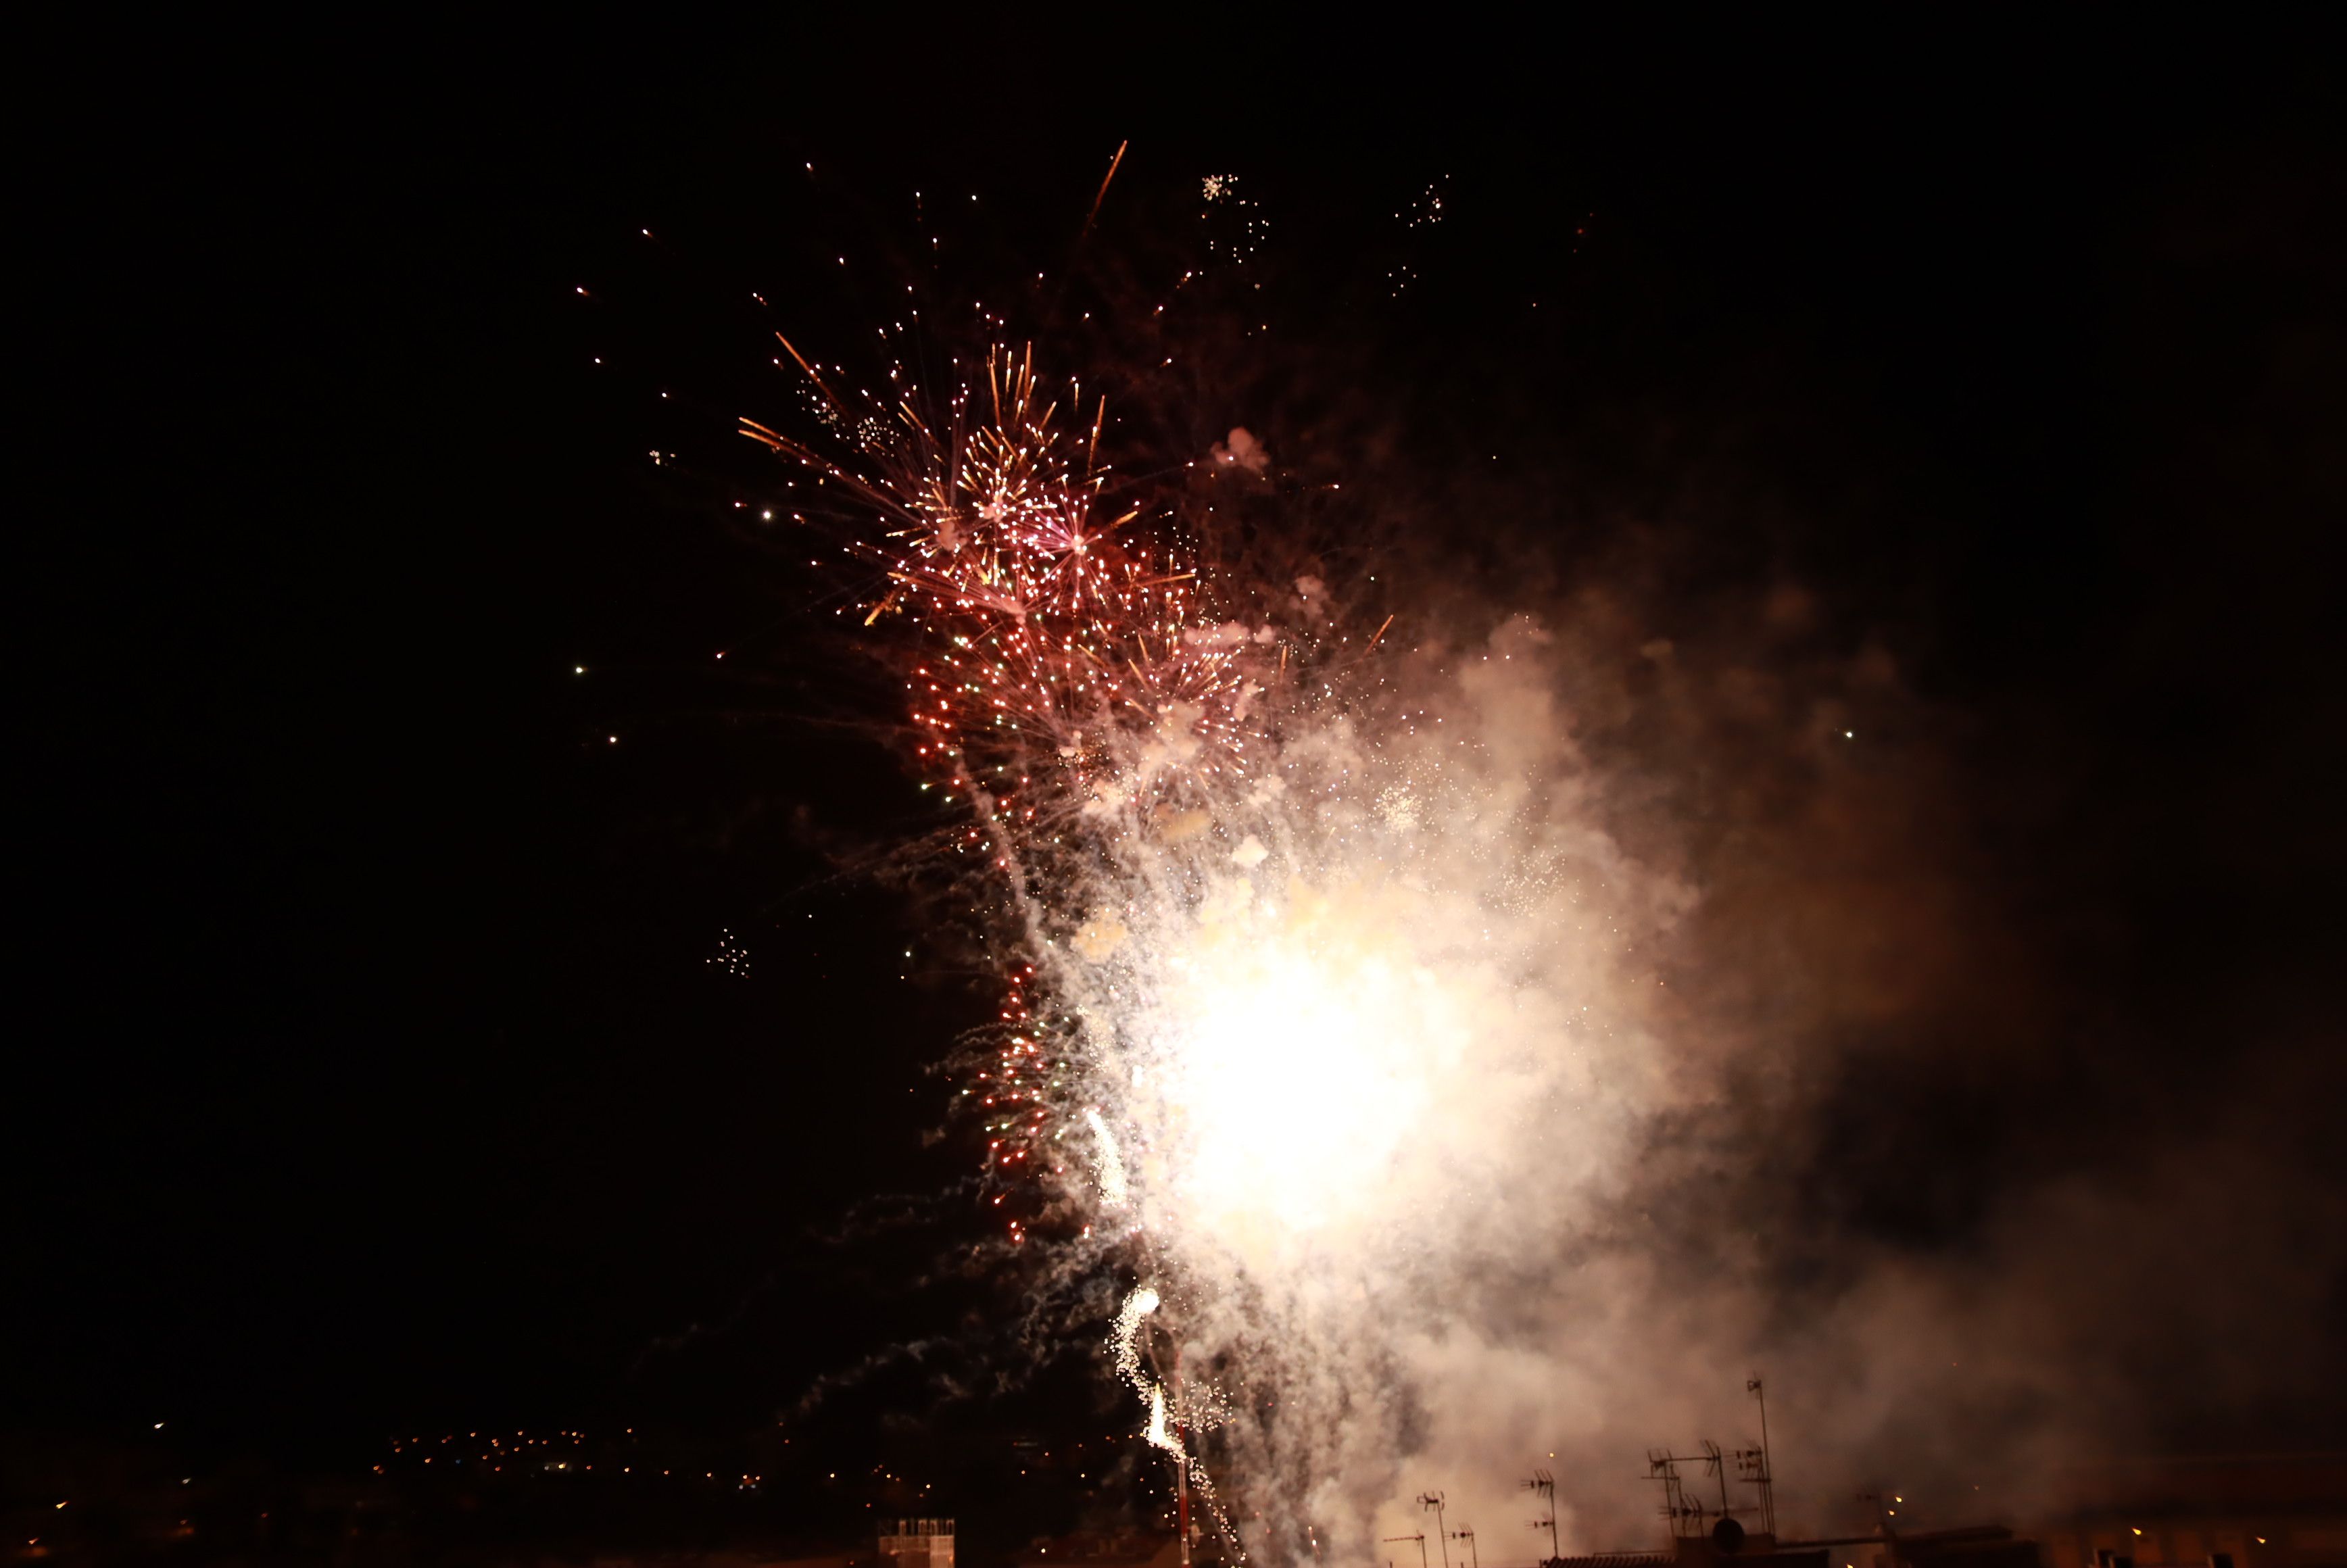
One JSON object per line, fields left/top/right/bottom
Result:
{"left": 746, "top": 328, "right": 1340, "bottom": 1550}
{"left": 745, "top": 317, "right": 1676, "bottom": 1567}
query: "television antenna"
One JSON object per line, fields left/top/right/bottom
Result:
{"left": 1382, "top": 1534, "right": 1428, "bottom": 1568}
{"left": 1742, "top": 1377, "right": 1778, "bottom": 1537}
{"left": 1420, "top": 1494, "right": 1451, "bottom": 1568}
{"left": 1523, "top": 1470, "right": 1561, "bottom": 1565}
{"left": 1647, "top": 1449, "right": 1716, "bottom": 1539}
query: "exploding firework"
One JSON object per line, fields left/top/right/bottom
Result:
{"left": 746, "top": 316, "right": 1687, "bottom": 1566}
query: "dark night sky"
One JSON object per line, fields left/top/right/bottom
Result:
{"left": 14, "top": 12, "right": 2344, "bottom": 1498}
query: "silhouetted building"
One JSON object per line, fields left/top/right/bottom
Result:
{"left": 2032, "top": 1454, "right": 2347, "bottom": 1568}
{"left": 882, "top": 1517, "right": 957, "bottom": 1568}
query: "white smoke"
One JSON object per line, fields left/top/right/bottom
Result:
{"left": 1025, "top": 613, "right": 1728, "bottom": 1563}
{"left": 920, "top": 547, "right": 2346, "bottom": 1566}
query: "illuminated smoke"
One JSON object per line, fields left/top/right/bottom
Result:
{"left": 738, "top": 303, "right": 2342, "bottom": 1563}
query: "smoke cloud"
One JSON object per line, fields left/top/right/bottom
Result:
{"left": 1019, "top": 545, "right": 2344, "bottom": 1561}
{"left": 748, "top": 149, "right": 2346, "bottom": 1564}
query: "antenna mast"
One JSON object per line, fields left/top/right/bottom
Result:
{"left": 1524, "top": 1471, "right": 1560, "bottom": 1565}
{"left": 1647, "top": 1450, "right": 1714, "bottom": 1539}
{"left": 1420, "top": 1494, "right": 1451, "bottom": 1568}
{"left": 1743, "top": 1377, "right": 1778, "bottom": 1538}
{"left": 1382, "top": 1535, "right": 1429, "bottom": 1568}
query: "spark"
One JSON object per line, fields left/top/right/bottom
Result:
{"left": 1080, "top": 139, "right": 1129, "bottom": 242}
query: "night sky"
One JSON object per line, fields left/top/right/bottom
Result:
{"left": 16, "top": 14, "right": 2344, "bottom": 1543}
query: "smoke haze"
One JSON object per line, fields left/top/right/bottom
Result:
{"left": 876, "top": 137, "right": 2347, "bottom": 1557}
{"left": 1064, "top": 524, "right": 2346, "bottom": 1559}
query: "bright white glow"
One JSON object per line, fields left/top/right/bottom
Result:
{"left": 1038, "top": 618, "right": 1695, "bottom": 1562}
{"left": 1146, "top": 921, "right": 1445, "bottom": 1253}
{"left": 1146, "top": 1386, "right": 1176, "bottom": 1452}
{"left": 1085, "top": 1108, "right": 1128, "bottom": 1206}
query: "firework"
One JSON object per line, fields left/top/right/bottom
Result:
{"left": 748, "top": 327, "right": 1677, "bottom": 1567}
{"left": 747, "top": 334, "right": 1296, "bottom": 1548}
{"left": 744, "top": 339, "right": 1267, "bottom": 806}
